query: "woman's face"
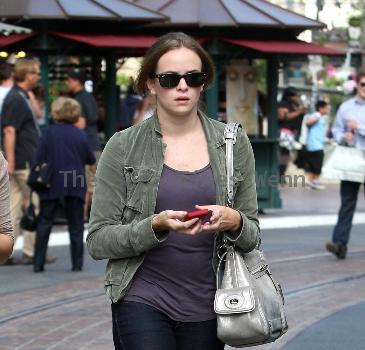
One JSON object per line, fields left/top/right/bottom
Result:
{"left": 147, "top": 47, "right": 204, "bottom": 118}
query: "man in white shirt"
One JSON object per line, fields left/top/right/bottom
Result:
{"left": 326, "top": 71, "right": 365, "bottom": 259}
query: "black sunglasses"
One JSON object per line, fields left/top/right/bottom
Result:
{"left": 153, "top": 72, "right": 206, "bottom": 88}
{"left": 359, "top": 82, "right": 365, "bottom": 87}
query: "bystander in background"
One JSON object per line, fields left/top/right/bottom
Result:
{"left": 0, "top": 59, "right": 44, "bottom": 265}
{"left": 326, "top": 72, "right": 365, "bottom": 259}
{"left": 32, "top": 97, "right": 95, "bottom": 272}
{"left": 277, "top": 87, "right": 305, "bottom": 179}
{"left": 117, "top": 84, "right": 141, "bottom": 130}
{"left": 304, "top": 100, "right": 329, "bottom": 190}
{"left": 66, "top": 68, "right": 101, "bottom": 220}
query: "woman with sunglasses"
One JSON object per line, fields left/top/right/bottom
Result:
{"left": 87, "top": 32, "right": 260, "bottom": 350}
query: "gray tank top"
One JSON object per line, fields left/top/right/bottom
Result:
{"left": 124, "top": 163, "right": 217, "bottom": 321}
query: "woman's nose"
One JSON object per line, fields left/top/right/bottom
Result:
{"left": 177, "top": 77, "right": 188, "bottom": 90}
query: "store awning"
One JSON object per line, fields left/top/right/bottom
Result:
{"left": 0, "top": 0, "right": 166, "bottom": 22}
{"left": 54, "top": 32, "right": 158, "bottom": 48}
{"left": 225, "top": 39, "right": 343, "bottom": 56}
{"left": 0, "top": 33, "right": 34, "bottom": 48}
{"left": 134, "top": 0, "right": 324, "bottom": 30}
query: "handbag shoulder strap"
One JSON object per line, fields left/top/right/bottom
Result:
{"left": 224, "top": 123, "right": 241, "bottom": 208}
{"left": 223, "top": 123, "right": 262, "bottom": 249}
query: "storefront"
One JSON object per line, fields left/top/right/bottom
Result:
{"left": 0, "top": 0, "right": 343, "bottom": 208}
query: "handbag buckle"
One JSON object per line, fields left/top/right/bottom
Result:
{"left": 224, "top": 294, "right": 245, "bottom": 310}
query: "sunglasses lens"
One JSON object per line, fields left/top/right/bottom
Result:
{"left": 158, "top": 74, "right": 181, "bottom": 88}
{"left": 185, "top": 72, "right": 205, "bottom": 87}
{"left": 155, "top": 72, "right": 206, "bottom": 88}
{"left": 360, "top": 82, "right": 365, "bottom": 87}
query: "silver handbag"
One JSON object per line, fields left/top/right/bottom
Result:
{"left": 214, "top": 123, "right": 288, "bottom": 347}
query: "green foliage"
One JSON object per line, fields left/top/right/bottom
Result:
{"left": 323, "top": 76, "right": 345, "bottom": 89}
{"left": 48, "top": 81, "right": 69, "bottom": 102}
{"left": 117, "top": 73, "right": 131, "bottom": 87}
{"left": 349, "top": 16, "right": 362, "bottom": 27}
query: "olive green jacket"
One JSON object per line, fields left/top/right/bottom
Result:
{"left": 87, "top": 112, "right": 260, "bottom": 303}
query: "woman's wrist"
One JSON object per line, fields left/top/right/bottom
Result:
{"left": 152, "top": 214, "right": 168, "bottom": 233}
{"left": 230, "top": 209, "right": 243, "bottom": 234}
{"left": 152, "top": 214, "right": 162, "bottom": 232}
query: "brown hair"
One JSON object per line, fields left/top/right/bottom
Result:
{"left": 51, "top": 97, "right": 81, "bottom": 124}
{"left": 136, "top": 32, "right": 215, "bottom": 95}
{"left": 13, "top": 59, "right": 40, "bottom": 83}
{"left": 356, "top": 71, "right": 365, "bottom": 83}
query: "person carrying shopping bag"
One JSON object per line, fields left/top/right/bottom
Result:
{"left": 326, "top": 72, "right": 365, "bottom": 259}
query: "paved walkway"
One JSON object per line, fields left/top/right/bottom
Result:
{"left": 1, "top": 181, "right": 365, "bottom": 349}
{"left": 283, "top": 302, "right": 365, "bottom": 350}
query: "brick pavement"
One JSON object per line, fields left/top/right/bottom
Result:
{"left": 0, "top": 278, "right": 113, "bottom": 350}
{"left": 1, "top": 179, "right": 364, "bottom": 349}
{"left": 1, "top": 245, "right": 365, "bottom": 349}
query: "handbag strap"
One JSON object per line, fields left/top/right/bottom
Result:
{"left": 224, "top": 123, "right": 241, "bottom": 208}
{"left": 221, "top": 123, "right": 261, "bottom": 248}
{"left": 215, "top": 123, "right": 241, "bottom": 277}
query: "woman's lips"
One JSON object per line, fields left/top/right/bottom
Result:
{"left": 175, "top": 97, "right": 190, "bottom": 104}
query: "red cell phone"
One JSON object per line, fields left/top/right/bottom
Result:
{"left": 184, "top": 209, "right": 211, "bottom": 221}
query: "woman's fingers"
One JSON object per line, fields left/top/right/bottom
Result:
{"left": 195, "top": 204, "right": 220, "bottom": 223}
{"left": 181, "top": 220, "right": 203, "bottom": 235}
{"left": 180, "top": 217, "right": 200, "bottom": 228}
{"left": 164, "top": 210, "right": 187, "bottom": 220}
{"left": 157, "top": 208, "right": 227, "bottom": 235}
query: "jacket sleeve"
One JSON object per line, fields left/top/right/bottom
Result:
{"left": 86, "top": 133, "right": 167, "bottom": 260}
{"left": 224, "top": 129, "right": 260, "bottom": 252}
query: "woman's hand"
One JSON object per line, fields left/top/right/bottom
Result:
{"left": 152, "top": 210, "right": 203, "bottom": 235}
{"left": 195, "top": 205, "right": 242, "bottom": 234}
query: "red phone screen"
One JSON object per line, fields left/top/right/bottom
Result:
{"left": 184, "top": 209, "right": 211, "bottom": 221}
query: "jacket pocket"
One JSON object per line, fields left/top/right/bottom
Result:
{"left": 105, "top": 259, "right": 128, "bottom": 303}
{"left": 104, "top": 256, "right": 144, "bottom": 303}
{"left": 123, "top": 166, "right": 154, "bottom": 214}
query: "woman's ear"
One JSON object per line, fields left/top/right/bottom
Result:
{"left": 147, "top": 79, "right": 156, "bottom": 95}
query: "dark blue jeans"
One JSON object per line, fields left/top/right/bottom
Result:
{"left": 332, "top": 181, "right": 363, "bottom": 247}
{"left": 111, "top": 301, "right": 224, "bottom": 350}
{"left": 34, "top": 197, "right": 84, "bottom": 270}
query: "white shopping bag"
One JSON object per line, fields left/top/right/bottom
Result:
{"left": 322, "top": 145, "right": 365, "bottom": 183}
